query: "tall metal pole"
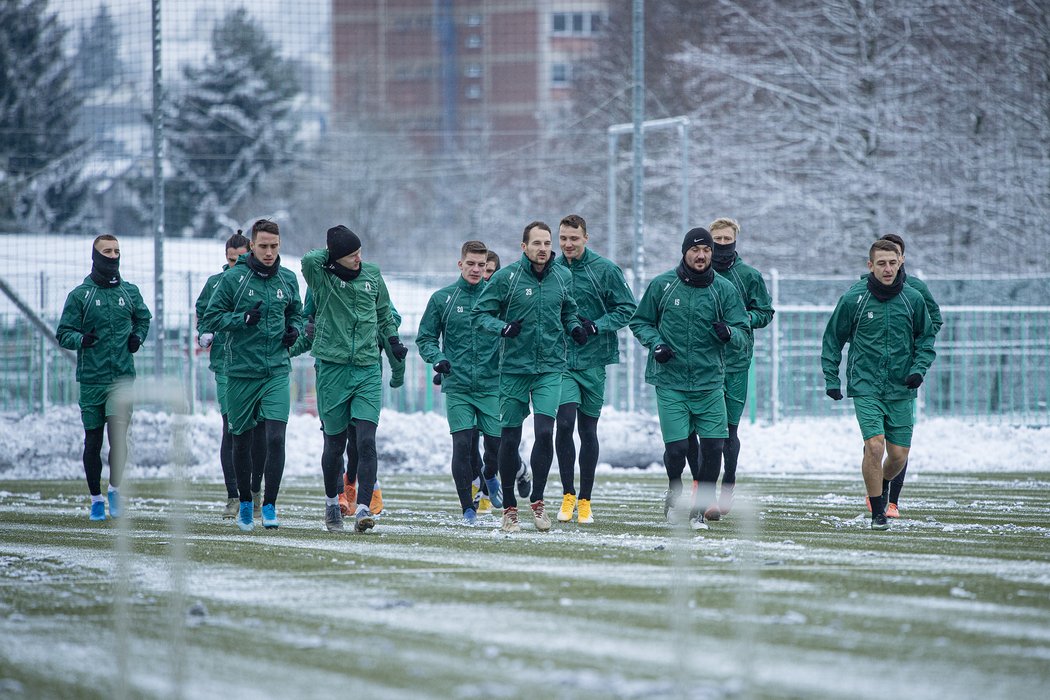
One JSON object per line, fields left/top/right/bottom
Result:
{"left": 679, "top": 121, "right": 690, "bottom": 235}
{"left": 151, "top": 0, "right": 165, "bottom": 377}
{"left": 631, "top": 0, "right": 645, "bottom": 292}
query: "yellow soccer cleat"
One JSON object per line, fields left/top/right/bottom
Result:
{"left": 577, "top": 498, "right": 593, "bottom": 524}
{"left": 557, "top": 493, "right": 577, "bottom": 522}
{"left": 477, "top": 496, "right": 493, "bottom": 515}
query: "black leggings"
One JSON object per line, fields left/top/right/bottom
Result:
{"left": 888, "top": 461, "right": 908, "bottom": 503}
{"left": 220, "top": 414, "right": 236, "bottom": 498}
{"left": 555, "top": 404, "right": 600, "bottom": 500}
{"left": 232, "top": 420, "right": 286, "bottom": 505}
{"left": 685, "top": 429, "right": 737, "bottom": 485}
{"left": 669, "top": 436, "right": 723, "bottom": 509}
{"left": 352, "top": 420, "right": 378, "bottom": 507}
{"left": 82, "top": 416, "right": 129, "bottom": 496}
{"left": 321, "top": 430, "right": 348, "bottom": 499}
{"left": 451, "top": 429, "right": 476, "bottom": 511}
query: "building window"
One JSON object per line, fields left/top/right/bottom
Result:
{"left": 551, "top": 63, "right": 572, "bottom": 86}
{"left": 465, "top": 13, "right": 482, "bottom": 27}
{"left": 466, "top": 84, "right": 482, "bottom": 99}
{"left": 465, "top": 34, "right": 482, "bottom": 49}
{"left": 551, "top": 12, "right": 607, "bottom": 36}
{"left": 464, "top": 63, "right": 482, "bottom": 78}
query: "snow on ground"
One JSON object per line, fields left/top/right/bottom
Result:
{"left": 0, "top": 406, "right": 1046, "bottom": 481}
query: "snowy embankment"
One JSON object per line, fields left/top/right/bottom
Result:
{"left": 0, "top": 407, "right": 1046, "bottom": 480}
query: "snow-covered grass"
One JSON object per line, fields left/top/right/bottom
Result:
{"left": 1, "top": 472, "right": 1049, "bottom": 699}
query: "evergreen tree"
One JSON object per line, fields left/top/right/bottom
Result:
{"left": 0, "top": 0, "right": 90, "bottom": 233}
{"left": 166, "top": 8, "right": 301, "bottom": 236}
{"left": 76, "top": 3, "right": 121, "bottom": 91}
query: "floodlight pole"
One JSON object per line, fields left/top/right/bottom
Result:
{"left": 151, "top": 0, "right": 165, "bottom": 377}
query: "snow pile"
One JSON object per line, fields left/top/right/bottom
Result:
{"left": 0, "top": 407, "right": 1046, "bottom": 481}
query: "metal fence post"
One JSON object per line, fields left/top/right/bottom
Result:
{"left": 770, "top": 268, "right": 780, "bottom": 425}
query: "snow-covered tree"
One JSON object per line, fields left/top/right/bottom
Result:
{"left": 76, "top": 3, "right": 121, "bottom": 91}
{"left": 166, "top": 7, "right": 301, "bottom": 237}
{"left": 0, "top": 0, "right": 90, "bottom": 233}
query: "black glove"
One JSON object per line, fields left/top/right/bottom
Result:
{"left": 305, "top": 315, "right": 315, "bottom": 340}
{"left": 904, "top": 373, "right": 924, "bottom": 389}
{"left": 826, "top": 388, "right": 843, "bottom": 401}
{"left": 433, "top": 373, "right": 443, "bottom": 386}
{"left": 434, "top": 359, "right": 451, "bottom": 374}
{"left": 388, "top": 336, "right": 409, "bottom": 361}
{"left": 281, "top": 325, "right": 299, "bottom": 348}
{"left": 501, "top": 319, "right": 524, "bottom": 338}
{"left": 579, "top": 316, "right": 599, "bottom": 336}
{"left": 81, "top": 328, "right": 98, "bottom": 349}
{"left": 713, "top": 322, "right": 732, "bottom": 343}
{"left": 653, "top": 344, "right": 675, "bottom": 363}
{"left": 127, "top": 334, "right": 141, "bottom": 353}
{"left": 244, "top": 301, "right": 263, "bottom": 326}
{"left": 570, "top": 325, "right": 589, "bottom": 345}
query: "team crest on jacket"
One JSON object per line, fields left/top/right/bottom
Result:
{"left": 277, "top": 289, "right": 284, "bottom": 299}
{"left": 365, "top": 281, "right": 372, "bottom": 292}
{"left": 118, "top": 297, "right": 125, "bottom": 306}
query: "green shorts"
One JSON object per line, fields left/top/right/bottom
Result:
{"left": 226, "top": 373, "right": 291, "bottom": 436}
{"left": 655, "top": 386, "right": 727, "bottom": 443}
{"left": 853, "top": 396, "right": 915, "bottom": 447}
{"left": 723, "top": 370, "right": 749, "bottom": 426}
{"left": 499, "top": 372, "right": 562, "bottom": 428}
{"left": 215, "top": 373, "right": 229, "bottom": 415}
{"left": 316, "top": 360, "right": 382, "bottom": 435}
{"left": 445, "top": 391, "right": 501, "bottom": 437}
{"left": 559, "top": 366, "right": 607, "bottom": 418}
{"left": 78, "top": 380, "right": 133, "bottom": 431}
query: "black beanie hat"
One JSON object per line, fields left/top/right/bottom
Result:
{"left": 327, "top": 225, "right": 361, "bottom": 260}
{"left": 682, "top": 227, "right": 714, "bottom": 255}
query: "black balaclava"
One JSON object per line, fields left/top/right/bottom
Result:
{"left": 712, "top": 240, "right": 738, "bottom": 272}
{"left": 90, "top": 247, "right": 121, "bottom": 287}
{"left": 867, "top": 267, "right": 905, "bottom": 302}
{"left": 677, "top": 227, "right": 716, "bottom": 288}
{"left": 247, "top": 251, "right": 280, "bottom": 279}
{"left": 324, "top": 225, "right": 363, "bottom": 281}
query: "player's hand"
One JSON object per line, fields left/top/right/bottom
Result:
{"left": 433, "top": 373, "right": 443, "bottom": 386}
{"left": 570, "top": 326, "right": 589, "bottom": 346}
{"left": 244, "top": 301, "right": 263, "bottom": 326}
{"left": 388, "top": 336, "right": 409, "bottom": 361}
{"left": 305, "top": 316, "right": 315, "bottom": 340}
{"left": 434, "top": 360, "right": 451, "bottom": 374}
{"left": 578, "top": 316, "right": 598, "bottom": 336}
{"left": 281, "top": 325, "right": 299, "bottom": 348}
{"left": 653, "top": 344, "right": 675, "bottom": 363}
{"left": 904, "top": 373, "right": 923, "bottom": 389}
{"left": 501, "top": 319, "right": 524, "bottom": 338}
{"left": 81, "top": 328, "right": 98, "bottom": 349}
{"left": 197, "top": 332, "right": 214, "bottom": 349}
{"left": 713, "top": 322, "right": 732, "bottom": 343}
{"left": 826, "top": 388, "right": 843, "bottom": 401}
{"left": 127, "top": 334, "right": 141, "bottom": 353}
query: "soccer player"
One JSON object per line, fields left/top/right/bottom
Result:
{"left": 553, "top": 214, "right": 636, "bottom": 524}
{"left": 300, "top": 225, "right": 406, "bottom": 533}
{"left": 629, "top": 227, "right": 749, "bottom": 530}
{"left": 195, "top": 231, "right": 268, "bottom": 519}
{"left": 290, "top": 289, "right": 401, "bottom": 521}
{"left": 203, "top": 219, "right": 303, "bottom": 532}
{"left": 483, "top": 251, "right": 500, "bottom": 281}
{"left": 866, "top": 233, "right": 943, "bottom": 518}
{"left": 473, "top": 221, "right": 587, "bottom": 533}
{"left": 417, "top": 240, "right": 503, "bottom": 524}
{"left": 686, "top": 217, "right": 775, "bottom": 520}
{"left": 57, "top": 235, "right": 152, "bottom": 521}
{"left": 822, "top": 239, "right": 936, "bottom": 530}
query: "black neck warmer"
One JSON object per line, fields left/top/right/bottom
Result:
{"left": 677, "top": 259, "right": 716, "bottom": 288}
{"left": 867, "top": 269, "right": 904, "bottom": 301}
{"left": 531, "top": 253, "right": 555, "bottom": 282}
{"left": 90, "top": 248, "right": 121, "bottom": 287}
{"left": 712, "top": 241, "right": 737, "bottom": 272}
{"left": 324, "top": 260, "right": 362, "bottom": 282}
{"left": 247, "top": 253, "right": 280, "bottom": 279}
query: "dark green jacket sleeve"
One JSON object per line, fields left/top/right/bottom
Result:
{"left": 913, "top": 278, "right": 942, "bottom": 335}
{"left": 130, "top": 286, "right": 152, "bottom": 344}
{"left": 628, "top": 279, "right": 665, "bottom": 350}
{"left": 595, "top": 265, "right": 637, "bottom": 334}
{"left": 909, "top": 299, "right": 937, "bottom": 377}
{"left": 821, "top": 296, "right": 853, "bottom": 390}
{"left": 746, "top": 273, "right": 774, "bottom": 330}
{"left": 718, "top": 282, "right": 749, "bottom": 354}
{"left": 194, "top": 280, "right": 213, "bottom": 335}
{"left": 288, "top": 288, "right": 314, "bottom": 358}
{"left": 56, "top": 289, "right": 87, "bottom": 350}
{"left": 202, "top": 275, "right": 245, "bottom": 333}
{"left": 415, "top": 292, "right": 446, "bottom": 365}
{"left": 472, "top": 272, "right": 509, "bottom": 335}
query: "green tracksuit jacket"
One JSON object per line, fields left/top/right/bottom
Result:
{"left": 716, "top": 257, "right": 775, "bottom": 372}
{"left": 56, "top": 276, "right": 152, "bottom": 385}
{"left": 416, "top": 275, "right": 500, "bottom": 394}
{"left": 629, "top": 268, "right": 750, "bottom": 391}
{"left": 291, "top": 286, "right": 405, "bottom": 387}
{"left": 555, "top": 247, "right": 637, "bottom": 370}
{"left": 201, "top": 254, "right": 303, "bottom": 379}
{"left": 300, "top": 249, "right": 399, "bottom": 367}
{"left": 822, "top": 278, "right": 936, "bottom": 399}
{"left": 195, "top": 266, "right": 228, "bottom": 374}
{"left": 472, "top": 253, "right": 582, "bottom": 375}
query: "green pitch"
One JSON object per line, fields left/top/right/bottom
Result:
{"left": 1, "top": 472, "right": 1048, "bottom": 699}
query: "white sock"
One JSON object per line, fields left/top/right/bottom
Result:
{"left": 325, "top": 496, "right": 338, "bottom": 506}
{"left": 356, "top": 504, "right": 370, "bottom": 516}
{"left": 472, "top": 477, "right": 481, "bottom": 488}
{"left": 91, "top": 494, "right": 105, "bottom": 503}
{"left": 108, "top": 485, "right": 119, "bottom": 494}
